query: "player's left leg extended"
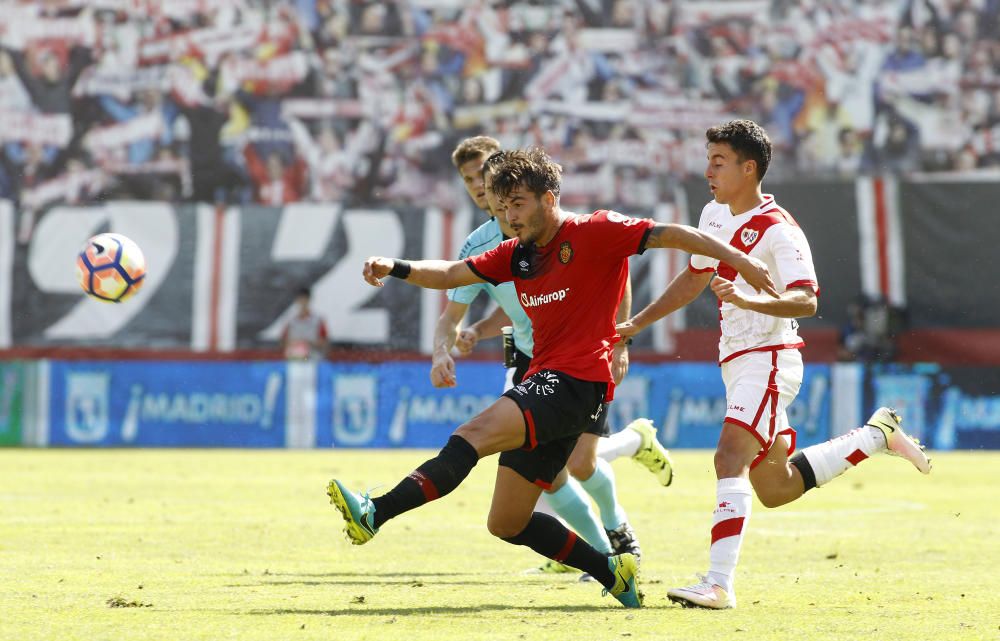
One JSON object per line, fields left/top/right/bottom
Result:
{"left": 327, "top": 396, "right": 525, "bottom": 544}
{"left": 489, "top": 465, "right": 642, "bottom": 608}
{"left": 569, "top": 433, "right": 641, "bottom": 562}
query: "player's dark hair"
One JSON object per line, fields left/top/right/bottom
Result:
{"left": 481, "top": 150, "right": 509, "bottom": 178}
{"left": 297, "top": 287, "right": 311, "bottom": 299}
{"left": 489, "top": 148, "right": 562, "bottom": 201}
{"left": 451, "top": 136, "right": 502, "bottom": 168}
{"left": 706, "top": 119, "right": 772, "bottom": 181}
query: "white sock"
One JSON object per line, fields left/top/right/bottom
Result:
{"left": 799, "top": 426, "right": 885, "bottom": 487}
{"left": 706, "top": 477, "right": 752, "bottom": 594}
{"left": 597, "top": 428, "right": 642, "bottom": 461}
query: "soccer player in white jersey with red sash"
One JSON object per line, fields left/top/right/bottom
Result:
{"left": 327, "top": 147, "right": 778, "bottom": 608}
{"left": 618, "top": 120, "right": 932, "bottom": 610}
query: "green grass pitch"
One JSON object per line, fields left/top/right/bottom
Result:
{"left": 0, "top": 449, "right": 996, "bottom": 641}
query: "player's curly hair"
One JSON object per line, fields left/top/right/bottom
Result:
{"left": 488, "top": 148, "right": 562, "bottom": 201}
{"left": 706, "top": 120, "right": 772, "bottom": 181}
{"left": 451, "top": 136, "right": 502, "bottom": 168}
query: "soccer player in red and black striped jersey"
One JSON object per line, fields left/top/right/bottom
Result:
{"left": 618, "top": 120, "right": 931, "bottom": 610}
{"left": 327, "top": 147, "right": 777, "bottom": 608}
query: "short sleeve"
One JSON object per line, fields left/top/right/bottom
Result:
{"left": 689, "top": 205, "right": 720, "bottom": 273}
{"left": 586, "top": 210, "right": 657, "bottom": 259}
{"left": 768, "top": 224, "right": 820, "bottom": 295}
{"left": 466, "top": 239, "right": 516, "bottom": 286}
{"left": 447, "top": 282, "right": 483, "bottom": 304}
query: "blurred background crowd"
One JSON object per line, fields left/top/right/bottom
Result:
{"left": 0, "top": 0, "right": 997, "bottom": 213}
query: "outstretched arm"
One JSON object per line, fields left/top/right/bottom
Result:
{"left": 644, "top": 224, "right": 779, "bottom": 298}
{"left": 363, "top": 257, "right": 483, "bottom": 289}
{"left": 711, "top": 279, "right": 817, "bottom": 318}
{"left": 618, "top": 269, "right": 713, "bottom": 337}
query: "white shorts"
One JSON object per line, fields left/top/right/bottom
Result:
{"left": 721, "top": 348, "right": 803, "bottom": 468}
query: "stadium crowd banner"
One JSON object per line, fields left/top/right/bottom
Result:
{"left": 864, "top": 363, "right": 1000, "bottom": 451}
{"left": 2, "top": 182, "right": 998, "bottom": 357}
{"left": 0, "top": 201, "right": 474, "bottom": 353}
{"left": 0, "top": 361, "right": 25, "bottom": 446}
{"left": 47, "top": 360, "right": 287, "bottom": 447}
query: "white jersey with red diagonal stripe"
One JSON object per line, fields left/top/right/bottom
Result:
{"left": 688, "top": 194, "right": 819, "bottom": 364}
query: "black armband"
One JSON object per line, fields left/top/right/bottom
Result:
{"left": 388, "top": 259, "right": 412, "bottom": 279}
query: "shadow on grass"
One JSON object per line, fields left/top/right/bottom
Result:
{"left": 245, "top": 603, "right": 612, "bottom": 616}
{"left": 215, "top": 572, "right": 472, "bottom": 578}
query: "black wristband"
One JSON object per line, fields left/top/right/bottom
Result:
{"left": 621, "top": 337, "right": 633, "bottom": 346}
{"left": 388, "top": 259, "right": 411, "bottom": 279}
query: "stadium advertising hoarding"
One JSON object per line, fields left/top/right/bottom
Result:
{"left": 0, "top": 361, "right": 25, "bottom": 446}
{"left": 315, "top": 362, "right": 832, "bottom": 450}
{"left": 866, "top": 364, "right": 1000, "bottom": 450}
{"left": 48, "top": 361, "right": 287, "bottom": 447}
{"left": 37, "top": 360, "right": 831, "bottom": 449}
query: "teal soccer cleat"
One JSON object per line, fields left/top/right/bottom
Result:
{"left": 326, "top": 479, "right": 378, "bottom": 545}
{"left": 603, "top": 553, "right": 643, "bottom": 608}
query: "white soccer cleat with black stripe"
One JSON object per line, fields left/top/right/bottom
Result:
{"left": 866, "top": 407, "right": 932, "bottom": 474}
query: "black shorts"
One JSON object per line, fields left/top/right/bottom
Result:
{"left": 498, "top": 369, "right": 608, "bottom": 489}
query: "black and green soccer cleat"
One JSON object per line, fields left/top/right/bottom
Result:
{"left": 603, "top": 553, "right": 643, "bottom": 608}
{"left": 326, "top": 479, "right": 378, "bottom": 545}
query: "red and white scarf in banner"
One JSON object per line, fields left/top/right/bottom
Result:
{"left": 61, "top": 0, "right": 246, "bottom": 18}
{"left": 0, "top": 7, "right": 96, "bottom": 46}
{"left": 218, "top": 51, "right": 310, "bottom": 91}
{"left": 73, "top": 66, "right": 174, "bottom": 100}
{"left": 21, "top": 169, "right": 109, "bottom": 212}
{"left": 281, "top": 99, "right": 365, "bottom": 120}
{"left": 83, "top": 112, "right": 165, "bottom": 159}
{"left": 138, "top": 21, "right": 296, "bottom": 66}
{"left": 0, "top": 111, "right": 73, "bottom": 147}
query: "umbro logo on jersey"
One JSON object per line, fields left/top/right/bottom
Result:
{"left": 740, "top": 228, "right": 759, "bottom": 245}
{"left": 519, "top": 260, "right": 530, "bottom": 269}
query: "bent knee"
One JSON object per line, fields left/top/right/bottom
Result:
{"left": 756, "top": 491, "right": 788, "bottom": 509}
{"left": 487, "top": 514, "right": 529, "bottom": 539}
{"left": 567, "top": 457, "right": 595, "bottom": 481}
{"left": 714, "top": 448, "right": 750, "bottom": 478}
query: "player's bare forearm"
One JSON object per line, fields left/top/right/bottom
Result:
{"left": 433, "top": 301, "right": 469, "bottom": 355}
{"left": 645, "top": 224, "right": 743, "bottom": 265}
{"left": 713, "top": 279, "right": 817, "bottom": 318}
{"left": 616, "top": 274, "right": 632, "bottom": 323}
{"left": 627, "top": 270, "right": 711, "bottom": 333}
{"left": 644, "top": 224, "right": 778, "bottom": 297}
{"left": 469, "top": 305, "right": 511, "bottom": 342}
{"left": 363, "top": 257, "right": 483, "bottom": 289}
{"left": 739, "top": 288, "right": 817, "bottom": 318}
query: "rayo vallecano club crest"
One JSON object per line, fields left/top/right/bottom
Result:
{"left": 740, "top": 228, "right": 759, "bottom": 246}
{"left": 559, "top": 241, "right": 573, "bottom": 264}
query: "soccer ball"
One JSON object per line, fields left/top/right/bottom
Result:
{"left": 76, "top": 233, "right": 147, "bottom": 303}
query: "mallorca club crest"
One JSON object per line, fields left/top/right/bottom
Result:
{"left": 740, "top": 228, "right": 760, "bottom": 247}
{"left": 558, "top": 241, "right": 573, "bottom": 264}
